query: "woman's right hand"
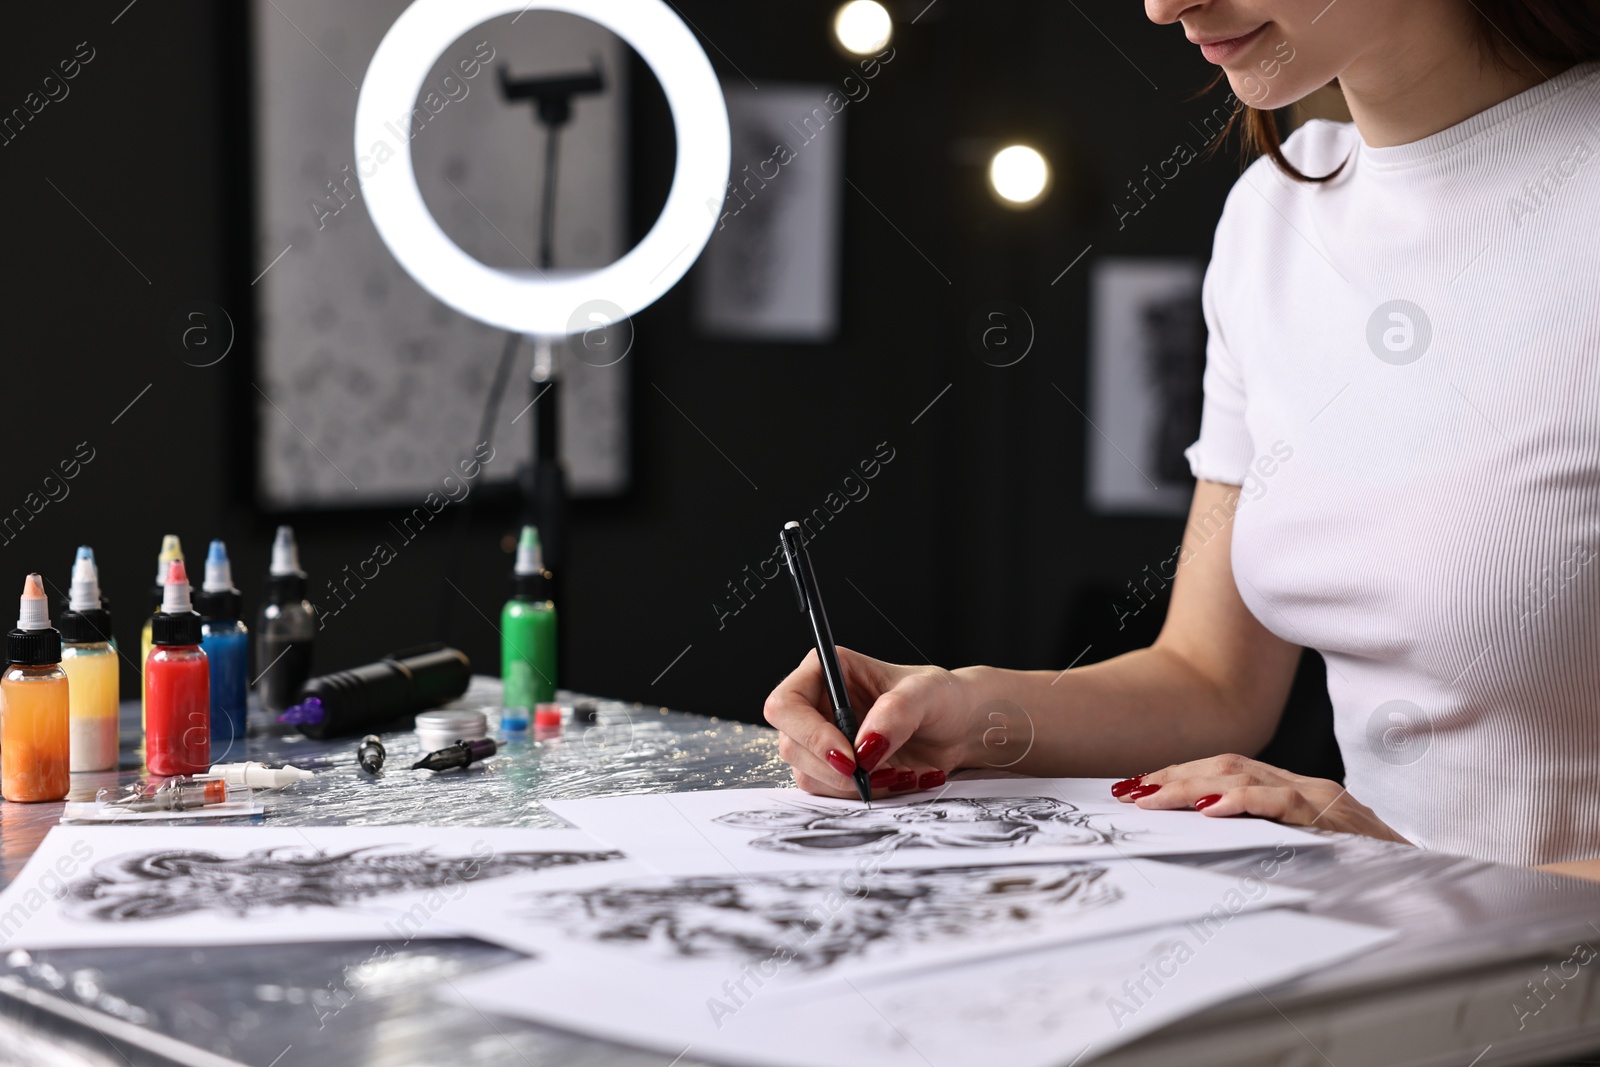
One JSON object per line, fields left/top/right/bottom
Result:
{"left": 762, "top": 647, "right": 979, "bottom": 798}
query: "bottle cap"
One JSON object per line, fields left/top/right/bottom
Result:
{"left": 58, "top": 607, "right": 113, "bottom": 645}
{"left": 19, "top": 572, "right": 49, "bottom": 630}
{"left": 150, "top": 534, "right": 185, "bottom": 611}
{"left": 155, "top": 535, "right": 184, "bottom": 583}
{"left": 514, "top": 525, "right": 543, "bottom": 575}
{"left": 195, "top": 539, "right": 243, "bottom": 621}
{"left": 61, "top": 548, "right": 114, "bottom": 644}
{"left": 69, "top": 547, "right": 101, "bottom": 612}
{"left": 152, "top": 559, "right": 203, "bottom": 645}
{"left": 203, "top": 539, "right": 233, "bottom": 592}
{"left": 270, "top": 526, "right": 301, "bottom": 576}
{"left": 511, "top": 525, "right": 551, "bottom": 600}
{"left": 9, "top": 573, "right": 62, "bottom": 665}
{"left": 265, "top": 525, "right": 308, "bottom": 600}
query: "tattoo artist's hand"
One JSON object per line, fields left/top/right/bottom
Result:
{"left": 1112, "top": 753, "right": 1410, "bottom": 844}
{"left": 763, "top": 647, "right": 975, "bottom": 799}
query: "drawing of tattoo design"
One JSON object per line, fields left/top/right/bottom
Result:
{"left": 713, "top": 796, "right": 1131, "bottom": 854}
{"left": 62, "top": 846, "right": 623, "bottom": 922}
{"left": 517, "top": 864, "right": 1122, "bottom": 972}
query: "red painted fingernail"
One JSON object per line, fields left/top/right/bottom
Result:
{"left": 868, "top": 767, "right": 896, "bottom": 788}
{"left": 890, "top": 769, "right": 917, "bottom": 792}
{"left": 1194, "top": 794, "right": 1223, "bottom": 810}
{"left": 1110, "top": 775, "right": 1145, "bottom": 797}
{"left": 825, "top": 749, "right": 857, "bottom": 777}
{"left": 1128, "top": 783, "right": 1162, "bottom": 799}
{"left": 856, "top": 733, "right": 890, "bottom": 773}
{"left": 918, "top": 769, "right": 945, "bottom": 790}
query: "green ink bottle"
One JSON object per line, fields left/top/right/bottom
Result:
{"left": 501, "top": 525, "right": 555, "bottom": 730}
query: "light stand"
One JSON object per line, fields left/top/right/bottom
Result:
{"left": 355, "top": 0, "right": 731, "bottom": 695}
{"left": 497, "top": 62, "right": 606, "bottom": 645}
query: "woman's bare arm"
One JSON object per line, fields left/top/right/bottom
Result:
{"left": 948, "top": 479, "right": 1303, "bottom": 777}
{"left": 766, "top": 479, "right": 1303, "bottom": 790}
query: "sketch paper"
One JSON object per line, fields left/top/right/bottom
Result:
{"left": 543, "top": 778, "right": 1328, "bottom": 877}
{"left": 444, "top": 856, "right": 1310, "bottom": 992}
{"left": 448, "top": 908, "right": 1394, "bottom": 1067}
{"left": 0, "top": 826, "right": 624, "bottom": 951}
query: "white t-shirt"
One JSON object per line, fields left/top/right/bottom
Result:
{"left": 1185, "top": 63, "right": 1600, "bottom": 865}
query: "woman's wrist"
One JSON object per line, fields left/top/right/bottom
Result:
{"left": 949, "top": 664, "right": 1000, "bottom": 768}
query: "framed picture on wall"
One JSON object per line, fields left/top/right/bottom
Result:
{"left": 693, "top": 83, "right": 843, "bottom": 343}
{"left": 1086, "top": 258, "right": 1204, "bottom": 516}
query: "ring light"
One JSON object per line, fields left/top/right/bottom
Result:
{"left": 355, "top": 0, "right": 731, "bottom": 335}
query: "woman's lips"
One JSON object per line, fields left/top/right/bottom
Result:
{"left": 1195, "top": 24, "right": 1267, "bottom": 65}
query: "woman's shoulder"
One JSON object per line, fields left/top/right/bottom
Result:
{"left": 1230, "top": 118, "right": 1358, "bottom": 198}
{"left": 1278, "top": 117, "right": 1360, "bottom": 176}
{"left": 1213, "top": 119, "right": 1357, "bottom": 237}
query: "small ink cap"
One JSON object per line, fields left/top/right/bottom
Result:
{"left": 61, "top": 549, "right": 114, "bottom": 644}
{"left": 155, "top": 534, "right": 184, "bottom": 583}
{"left": 270, "top": 525, "right": 303, "bottom": 577}
{"left": 161, "top": 560, "right": 194, "bottom": 614}
{"left": 68, "top": 547, "right": 102, "bottom": 612}
{"left": 195, "top": 539, "right": 243, "bottom": 621}
{"left": 514, "top": 525, "right": 543, "bottom": 576}
{"left": 152, "top": 560, "right": 203, "bottom": 645}
{"left": 265, "top": 526, "right": 309, "bottom": 601}
{"left": 511, "top": 525, "right": 551, "bottom": 599}
{"left": 9, "top": 573, "right": 61, "bottom": 665}
{"left": 18, "top": 573, "right": 49, "bottom": 631}
{"left": 203, "top": 540, "right": 234, "bottom": 592}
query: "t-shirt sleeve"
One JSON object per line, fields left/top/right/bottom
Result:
{"left": 1183, "top": 210, "right": 1254, "bottom": 486}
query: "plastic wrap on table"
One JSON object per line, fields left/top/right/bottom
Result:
{"left": 2, "top": 677, "right": 1598, "bottom": 1067}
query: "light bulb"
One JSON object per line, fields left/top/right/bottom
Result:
{"left": 834, "top": 1, "right": 892, "bottom": 56}
{"left": 988, "top": 144, "right": 1051, "bottom": 207}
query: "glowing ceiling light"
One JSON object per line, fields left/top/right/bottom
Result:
{"left": 988, "top": 144, "right": 1051, "bottom": 207}
{"left": 834, "top": 1, "right": 892, "bottom": 56}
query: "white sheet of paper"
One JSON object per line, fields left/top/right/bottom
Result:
{"left": 446, "top": 908, "right": 1394, "bottom": 1067}
{"left": 543, "top": 778, "right": 1327, "bottom": 876}
{"left": 0, "top": 825, "right": 625, "bottom": 951}
{"left": 443, "top": 855, "right": 1311, "bottom": 991}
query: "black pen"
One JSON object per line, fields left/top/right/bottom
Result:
{"left": 779, "top": 521, "right": 873, "bottom": 805}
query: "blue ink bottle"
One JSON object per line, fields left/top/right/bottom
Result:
{"left": 196, "top": 539, "right": 250, "bottom": 760}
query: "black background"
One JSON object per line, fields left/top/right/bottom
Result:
{"left": 0, "top": 0, "right": 1336, "bottom": 776}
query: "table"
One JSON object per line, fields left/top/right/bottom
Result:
{"left": 3, "top": 679, "right": 1598, "bottom": 1067}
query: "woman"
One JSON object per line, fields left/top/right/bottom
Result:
{"left": 765, "top": 0, "right": 1600, "bottom": 874}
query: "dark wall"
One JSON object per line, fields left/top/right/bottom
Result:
{"left": 0, "top": 0, "right": 1335, "bottom": 774}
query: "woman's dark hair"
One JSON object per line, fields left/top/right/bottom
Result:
{"left": 1230, "top": 0, "right": 1600, "bottom": 182}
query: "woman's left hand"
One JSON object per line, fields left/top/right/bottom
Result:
{"left": 1112, "top": 753, "right": 1411, "bottom": 844}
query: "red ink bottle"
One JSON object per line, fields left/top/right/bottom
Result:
{"left": 144, "top": 559, "right": 211, "bottom": 776}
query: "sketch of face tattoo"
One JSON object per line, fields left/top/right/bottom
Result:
{"left": 62, "top": 846, "right": 623, "bottom": 923}
{"left": 713, "top": 796, "right": 1128, "bottom": 855}
{"left": 517, "top": 864, "right": 1122, "bottom": 972}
